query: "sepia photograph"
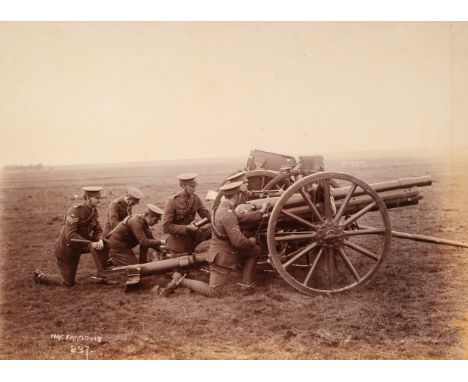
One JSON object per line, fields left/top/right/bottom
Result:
{"left": 1, "top": 16, "right": 467, "bottom": 363}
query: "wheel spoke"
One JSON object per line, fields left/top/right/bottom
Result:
{"left": 334, "top": 183, "right": 357, "bottom": 223}
{"left": 283, "top": 242, "right": 318, "bottom": 268}
{"left": 275, "top": 232, "right": 318, "bottom": 241}
{"left": 337, "top": 247, "right": 361, "bottom": 282}
{"left": 280, "top": 209, "right": 316, "bottom": 229}
{"left": 281, "top": 245, "right": 304, "bottom": 260}
{"left": 343, "top": 239, "right": 379, "bottom": 261}
{"left": 326, "top": 248, "right": 337, "bottom": 290}
{"left": 260, "top": 176, "right": 266, "bottom": 190}
{"left": 299, "top": 187, "right": 324, "bottom": 222}
{"left": 323, "top": 179, "right": 333, "bottom": 219}
{"left": 343, "top": 227, "right": 386, "bottom": 236}
{"left": 342, "top": 201, "right": 377, "bottom": 227}
{"left": 303, "top": 247, "right": 323, "bottom": 286}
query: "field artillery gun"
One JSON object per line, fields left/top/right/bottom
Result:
{"left": 236, "top": 171, "right": 468, "bottom": 295}
{"left": 88, "top": 164, "right": 468, "bottom": 295}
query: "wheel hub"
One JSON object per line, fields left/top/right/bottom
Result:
{"left": 316, "top": 220, "right": 344, "bottom": 248}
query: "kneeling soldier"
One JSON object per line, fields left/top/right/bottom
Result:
{"left": 34, "top": 186, "right": 106, "bottom": 287}
{"left": 107, "top": 204, "right": 163, "bottom": 266}
{"left": 161, "top": 181, "right": 261, "bottom": 297}
{"left": 162, "top": 173, "right": 211, "bottom": 254}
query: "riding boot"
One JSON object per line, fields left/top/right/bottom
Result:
{"left": 241, "top": 256, "right": 258, "bottom": 284}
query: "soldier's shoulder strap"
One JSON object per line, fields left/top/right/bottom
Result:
{"left": 168, "top": 193, "right": 181, "bottom": 200}
{"left": 211, "top": 207, "right": 228, "bottom": 240}
{"left": 105, "top": 215, "right": 132, "bottom": 238}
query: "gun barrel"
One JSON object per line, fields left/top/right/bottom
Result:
{"left": 280, "top": 187, "right": 422, "bottom": 221}
{"left": 239, "top": 187, "right": 423, "bottom": 229}
{"left": 111, "top": 253, "right": 208, "bottom": 276}
{"left": 332, "top": 176, "right": 432, "bottom": 199}
{"left": 245, "top": 175, "right": 431, "bottom": 211}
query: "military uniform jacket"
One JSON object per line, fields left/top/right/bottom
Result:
{"left": 109, "top": 215, "right": 161, "bottom": 252}
{"left": 55, "top": 203, "right": 103, "bottom": 258}
{"left": 207, "top": 200, "right": 255, "bottom": 269}
{"left": 162, "top": 192, "right": 211, "bottom": 252}
{"left": 103, "top": 196, "right": 131, "bottom": 235}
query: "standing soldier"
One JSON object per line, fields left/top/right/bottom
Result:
{"left": 33, "top": 186, "right": 106, "bottom": 287}
{"left": 106, "top": 204, "right": 163, "bottom": 267}
{"left": 160, "top": 181, "right": 261, "bottom": 297}
{"left": 162, "top": 173, "right": 211, "bottom": 254}
{"left": 103, "top": 187, "right": 144, "bottom": 235}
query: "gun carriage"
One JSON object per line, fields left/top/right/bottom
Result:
{"left": 212, "top": 149, "right": 327, "bottom": 208}
{"left": 86, "top": 150, "right": 468, "bottom": 296}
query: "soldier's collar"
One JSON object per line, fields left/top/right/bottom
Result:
{"left": 221, "top": 199, "right": 236, "bottom": 209}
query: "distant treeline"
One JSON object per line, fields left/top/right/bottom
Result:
{"left": 2, "top": 163, "right": 50, "bottom": 171}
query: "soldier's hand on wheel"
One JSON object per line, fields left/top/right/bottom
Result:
{"left": 248, "top": 237, "right": 256, "bottom": 245}
{"left": 187, "top": 222, "right": 199, "bottom": 232}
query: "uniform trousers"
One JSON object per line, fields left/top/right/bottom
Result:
{"left": 108, "top": 246, "right": 149, "bottom": 267}
{"left": 180, "top": 264, "right": 230, "bottom": 297}
{"left": 179, "top": 244, "right": 261, "bottom": 297}
{"left": 40, "top": 251, "right": 82, "bottom": 287}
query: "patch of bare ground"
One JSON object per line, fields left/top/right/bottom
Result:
{"left": 1, "top": 157, "right": 467, "bottom": 359}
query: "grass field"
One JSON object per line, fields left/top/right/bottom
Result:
{"left": 1, "top": 153, "right": 467, "bottom": 359}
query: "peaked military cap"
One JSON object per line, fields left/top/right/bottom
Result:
{"left": 146, "top": 203, "right": 164, "bottom": 216}
{"left": 126, "top": 187, "right": 144, "bottom": 200}
{"left": 82, "top": 186, "right": 103, "bottom": 196}
{"left": 177, "top": 173, "right": 198, "bottom": 181}
{"left": 177, "top": 173, "right": 198, "bottom": 186}
{"left": 226, "top": 171, "right": 247, "bottom": 182}
{"left": 219, "top": 180, "right": 244, "bottom": 196}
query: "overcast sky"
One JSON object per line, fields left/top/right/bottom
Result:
{"left": 1, "top": 22, "right": 467, "bottom": 166}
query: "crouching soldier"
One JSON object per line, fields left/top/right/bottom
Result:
{"left": 161, "top": 181, "right": 261, "bottom": 297}
{"left": 33, "top": 186, "right": 106, "bottom": 287}
{"left": 103, "top": 187, "right": 144, "bottom": 236}
{"left": 98, "top": 186, "right": 144, "bottom": 267}
{"left": 162, "top": 173, "right": 211, "bottom": 254}
{"left": 107, "top": 204, "right": 163, "bottom": 266}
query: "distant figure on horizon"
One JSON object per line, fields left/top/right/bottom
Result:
{"left": 33, "top": 186, "right": 108, "bottom": 287}
{"left": 162, "top": 173, "right": 211, "bottom": 254}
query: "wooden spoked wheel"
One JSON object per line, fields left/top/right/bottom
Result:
{"left": 266, "top": 172, "right": 392, "bottom": 295}
{"left": 262, "top": 172, "right": 293, "bottom": 193}
{"left": 212, "top": 169, "right": 284, "bottom": 209}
